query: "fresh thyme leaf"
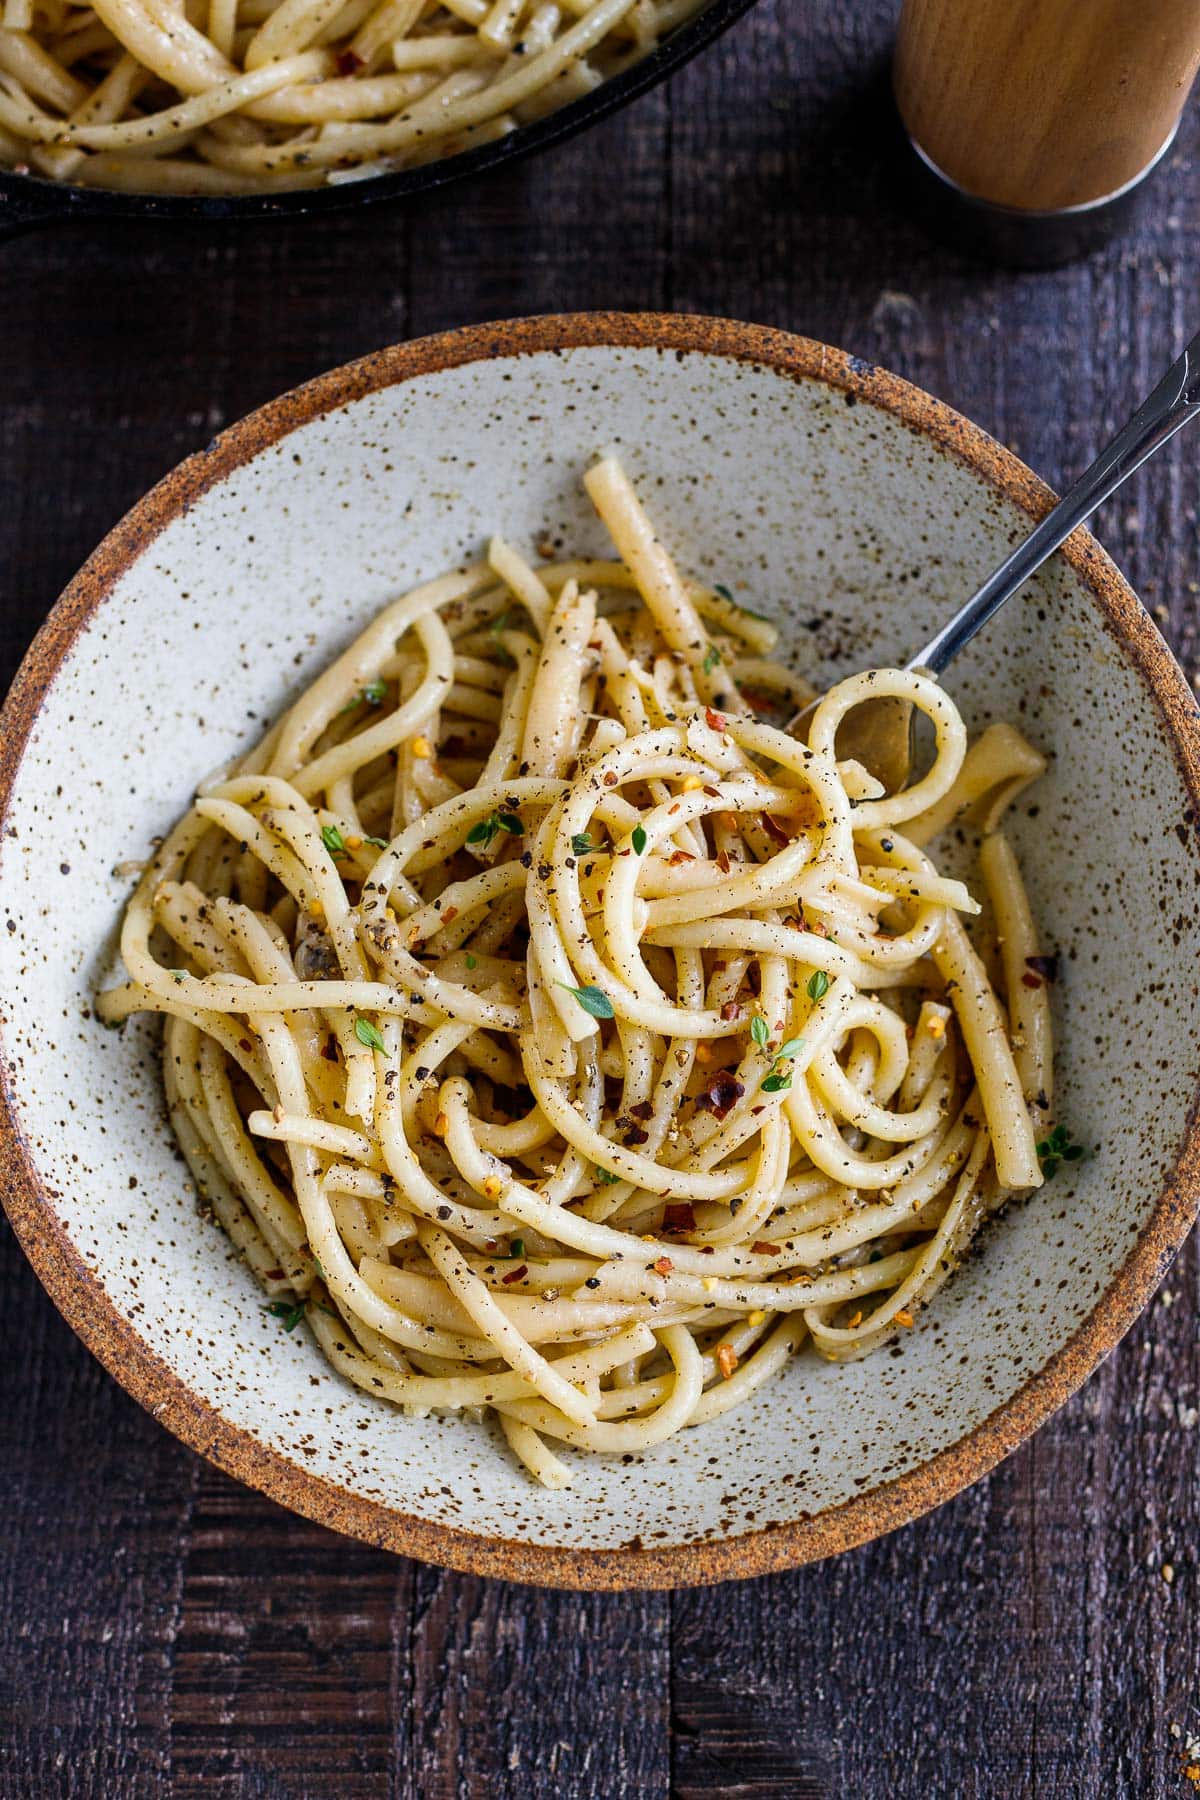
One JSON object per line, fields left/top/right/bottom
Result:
{"left": 702, "top": 643, "right": 721, "bottom": 675}
{"left": 807, "top": 970, "right": 830, "bottom": 1002}
{"left": 321, "top": 823, "right": 347, "bottom": 859}
{"left": 557, "top": 982, "right": 614, "bottom": 1020}
{"left": 776, "top": 1036, "right": 806, "bottom": 1060}
{"left": 354, "top": 1016, "right": 386, "bottom": 1052}
{"left": 468, "top": 809, "right": 522, "bottom": 849}
{"left": 572, "top": 833, "right": 597, "bottom": 856}
{"left": 489, "top": 610, "right": 515, "bottom": 667}
{"left": 594, "top": 1165, "right": 621, "bottom": 1185}
{"left": 266, "top": 1300, "right": 305, "bottom": 1331}
{"left": 750, "top": 1014, "right": 769, "bottom": 1048}
{"left": 631, "top": 825, "right": 647, "bottom": 855}
{"left": 364, "top": 834, "right": 388, "bottom": 849}
{"left": 1038, "top": 1122, "right": 1085, "bottom": 1177}
{"left": 509, "top": 1237, "right": 525, "bottom": 1258}
{"left": 761, "top": 1068, "right": 793, "bottom": 1094}
{"left": 340, "top": 678, "right": 388, "bottom": 714}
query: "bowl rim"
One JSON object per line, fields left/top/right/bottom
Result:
{"left": 3, "top": 310, "right": 1199, "bottom": 1590}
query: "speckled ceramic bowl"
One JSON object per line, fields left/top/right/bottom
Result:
{"left": 3, "top": 314, "right": 1199, "bottom": 1589}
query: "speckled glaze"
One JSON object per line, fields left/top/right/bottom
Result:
{"left": 2, "top": 314, "right": 1199, "bottom": 1590}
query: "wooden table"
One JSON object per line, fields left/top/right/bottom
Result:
{"left": 3, "top": 2, "right": 1200, "bottom": 1793}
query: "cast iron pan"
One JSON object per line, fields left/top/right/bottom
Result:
{"left": 0, "top": 0, "right": 756, "bottom": 238}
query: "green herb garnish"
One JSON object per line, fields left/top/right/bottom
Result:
{"left": 364, "top": 834, "right": 389, "bottom": 849}
{"left": 702, "top": 643, "right": 721, "bottom": 675}
{"left": 467, "top": 809, "right": 523, "bottom": 849}
{"left": 572, "top": 833, "right": 597, "bottom": 856}
{"left": 594, "top": 1165, "right": 621, "bottom": 1185}
{"left": 750, "top": 1014, "right": 769, "bottom": 1049}
{"left": 489, "top": 610, "right": 515, "bottom": 666}
{"left": 266, "top": 1300, "right": 305, "bottom": 1331}
{"left": 631, "top": 825, "right": 647, "bottom": 855}
{"left": 760, "top": 1034, "right": 806, "bottom": 1093}
{"left": 806, "top": 970, "right": 830, "bottom": 1002}
{"left": 1037, "top": 1123, "right": 1085, "bottom": 1179}
{"left": 465, "top": 954, "right": 478, "bottom": 970}
{"left": 713, "top": 581, "right": 769, "bottom": 622}
{"left": 557, "top": 982, "right": 615, "bottom": 1020}
{"left": 339, "top": 677, "right": 388, "bottom": 714}
{"left": 509, "top": 1237, "right": 525, "bottom": 1258}
{"left": 321, "top": 823, "right": 347, "bottom": 860}
{"left": 354, "top": 1017, "right": 386, "bottom": 1052}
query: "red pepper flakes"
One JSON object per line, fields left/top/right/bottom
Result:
{"left": 703, "top": 784, "right": 721, "bottom": 799}
{"left": 715, "top": 849, "right": 732, "bottom": 874}
{"left": 720, "top": 1000, "right": 742, "bottom": 1022}
{"left": 652, "top": 1256, "right": 674, "bottom": 1277}
{"left": 667, "top": 850, "right": 697, "bottom": 865}
{"left": 741, "top": 690, "right": 776, "bottom": 713}
{"left": 441, "top": 905, "right": 459, "bottom": 924}
{"left": 500, "top": 1264, "right": 529, "bottom": 1285}
{"left": 694, "top": 1071, "right": 746, "bottom": 1121}
{"left": 704, "top": 707, "right": 727, "bottom": 732}
{"left": 663, "top": 1202, "right": 697, "bottom": 1234}
{"left": 761, "top": 813, "right": 791, "bottom": 847}
{"left": 602, "top": 771, "right": 619, "bottom": 786}
{"left": 1021, "top": 971, "right": 1043, "bottom": 989}
{"left": 336, "top": 47, "right": 365, "bottom": 72}
{"left": 751, "top": 1240, "right": 780, "bottom": 1255}
{"left": 628, "top": 1099, "right": 654, "bottom": 1120}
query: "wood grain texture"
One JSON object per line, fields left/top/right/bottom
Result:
{"left": 2, "top": 1, "right": 1200, "bottom": 1794}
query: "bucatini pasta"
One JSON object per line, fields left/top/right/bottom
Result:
{"left": 97, "top": 457, "right": 1059, "bottom": 1488}
{"left": 0, "top": 0, "right": 703, "bottom": 192}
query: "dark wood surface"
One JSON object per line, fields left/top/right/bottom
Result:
{"left": 3, "top": 2, "right": 1200, "bottom": 1794}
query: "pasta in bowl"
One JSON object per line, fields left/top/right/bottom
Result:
{"left": 96, "top": 456, "right": 1056, "bottom": 1489}
{"left": 2, "top": 315, "right": 1197, "bottom": 1585}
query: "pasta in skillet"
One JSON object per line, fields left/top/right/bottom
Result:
{"left": 98, "top": 457, "right": 1055, "bottom": 1488}
{"left": 0, "top": 0, "right": 703, "bottom": 192}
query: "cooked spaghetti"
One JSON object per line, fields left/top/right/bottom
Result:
{"left": 97, "top": 457, "right": 1053, "bottom": 1489}
{"left": 0, "top": 0, "right": 701, "bottom": 192}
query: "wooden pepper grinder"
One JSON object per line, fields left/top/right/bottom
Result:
{"left": 894, "top": 0, "right": 1200, "bottom": 264}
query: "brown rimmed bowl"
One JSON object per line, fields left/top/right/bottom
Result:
{"left": 2, "top": 311, "right": 1199, "bottom": 1589}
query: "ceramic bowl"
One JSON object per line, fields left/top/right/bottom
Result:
{"left": 3, "top": 314, "right": 1199, "bottom": 1589}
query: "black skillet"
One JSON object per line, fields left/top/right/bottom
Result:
{"left": 0, "top": 0, "right": 757, "bottom": 238}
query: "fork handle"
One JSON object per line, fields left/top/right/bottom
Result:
{"left": 908, "top": 328, "right": 1200, "bottom": 676}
